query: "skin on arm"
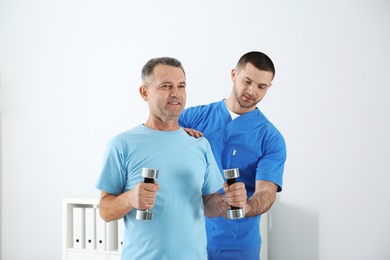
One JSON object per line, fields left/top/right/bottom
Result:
{"left": 245, "top": 180, "right": 278, "bottom": 217}
{"left": 99, "top": 182, "right": 160, "bottom": 222}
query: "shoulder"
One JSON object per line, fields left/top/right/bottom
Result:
{"left": 179, "top": 128, "right": 212, "bottom": 146}
{"left": 180, "top": 100, "right": 224, "bottom": 128}
{"left": 106, "top": 125, "right": 145, "bottom": 147}
{"left": 254, "top": 109, "right": 283, "bottom": 134}
{"left": 251, "top": 109, "right": 286, "bottom": 146}
{"left": 182, "top": 100, "right": 222, "bottom": 115}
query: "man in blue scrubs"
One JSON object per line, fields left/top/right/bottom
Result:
{"left": 179, "top": 51, "right": 287, "bottom": 260}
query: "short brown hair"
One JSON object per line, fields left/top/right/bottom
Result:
{"left": 236, "top": 51, "right": 275, "bottom": 79}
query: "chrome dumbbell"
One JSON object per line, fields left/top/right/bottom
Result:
{"left": 136, "top": 168, "right": 159, "bottom": 221}
{"left": 223, "top": 168, "right": 245, "bottom": 219}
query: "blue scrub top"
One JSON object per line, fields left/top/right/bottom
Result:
{"left": 179, "top": 99, "right": 287, "bottom": 250}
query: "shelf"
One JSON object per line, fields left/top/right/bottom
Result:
{"left": 63, "top": 193, "right": 268, "bottom": 260}
{"left": 62, "top": 193, "right": 123, "bottom": 260}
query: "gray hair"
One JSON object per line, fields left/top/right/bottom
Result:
{"left": 141, "top": 57, "right": 185, "bottom": 85}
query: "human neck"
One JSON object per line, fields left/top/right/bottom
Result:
{"left": 225, "top": 95, "right": 255, "bottom": 115}
{"left": 144, "top": 116, "right": 180, "bottom": 131}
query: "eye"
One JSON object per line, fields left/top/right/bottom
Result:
{"left": 161, "top": 84, "right": 171, "bottom": 89}
{"left": 179, "top": 84, "right": 186, "bottom": 89}
{"left": 243, "top": 79, "right": 252, "bottom": 85}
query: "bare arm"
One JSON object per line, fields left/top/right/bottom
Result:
{"left": 245, "top": 180, "right": 278, "bottom": 217}
{"left": 203, "top": 182, "right": 247, "bottom": 218}
{"left": 99, "top": 182, "right": 160, "bottom": 222}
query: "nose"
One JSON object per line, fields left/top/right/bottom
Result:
{"left": 247, "top": 83, "right": 254, "bottom": 93}
{"left": 170, "top": 87, "right": 178, "bottom": 96}
{"left": 169, "top": 85, "right": 182, "bottom": 97}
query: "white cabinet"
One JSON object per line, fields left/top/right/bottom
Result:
{"left": 62, "top": 193, "right": 121, "bottom": 260}
{"left": 63, "top": 193, "right": 268, "bottom": 260}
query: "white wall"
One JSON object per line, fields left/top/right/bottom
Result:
{"left": 1, "top": 0, "right": 390, "bottom": 259}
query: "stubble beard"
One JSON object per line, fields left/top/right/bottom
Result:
{"left": 233, "top": 84, "right": 260, "bottom": 109}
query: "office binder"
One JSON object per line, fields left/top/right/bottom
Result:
{"left": 96, "top": 209, "right": 106, "bottom": 251}
{"left": 85, "top": 207, "right": 96, "bottom": 250}
{"left": 73, "top": 207, "right": 85, "bottom": 249}
{"left": 118, "top": 218, "right": 125, "bottom": 252}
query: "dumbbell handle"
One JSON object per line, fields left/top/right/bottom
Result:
{"left": 144, "top": 177, "right": 154, "bottom": 184}
{"left": 226, "top": 178, "right": 240, "bottom": 210}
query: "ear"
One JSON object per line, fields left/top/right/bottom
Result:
{"left": 139, "top": 85, "right": 148, "bottom": 101}
{"left": 231, "top": 68, "right": 236, "bottom": 82}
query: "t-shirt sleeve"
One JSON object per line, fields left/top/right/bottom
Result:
{"left": 202, "top": 139, "right": 224, "bottom": 195}
{"left": 95, "top": 137, "right": 127, "bottom": 195}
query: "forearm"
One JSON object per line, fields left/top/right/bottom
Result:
{"left": 203, "top": 192, "right": 224, "bottom": 218}
{"left": 99, "top": 191, "right": 134, "bottom": 222}
{"left": 245, "top": 190, "right": 275, "bottom": 217}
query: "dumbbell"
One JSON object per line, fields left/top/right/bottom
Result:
{"left": 223, "top": 168, "right": 245, "bottom": 219}
{"left": 136, "top": 167, "right": 159, "bottom": 221}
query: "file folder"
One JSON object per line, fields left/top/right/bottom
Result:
{"left": 96, "top": 209, "right": 106, "bottom": 251}
{"left": 85, "top": 207, "right": 96, "bottom": 250}
{"left": 118, "top": 218, "right": 125, "bottom": 252}
{"left": 73, "top": 207, "right": 85, "bottom": 249}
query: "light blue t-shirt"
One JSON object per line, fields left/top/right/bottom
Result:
{"left": 96, "top": 125, "right": 224, "bottom": 259}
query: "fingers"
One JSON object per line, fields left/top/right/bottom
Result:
{"left": 227, "top": 182, "right": 245, "bottom": 192}
{"left": 223, "top": 182, "right": 247, "bottom": 209}
{"left": 142, "top": 181, "right": 160, "bottom": 192}
{"left": 132, "top": 182, "right": 159, "bottom": 210}
{"left": 183, "top": 128, "right": 204, "bottom": 138}
{"left": 192, "top": 130, "right": 203, "bottom": 138}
